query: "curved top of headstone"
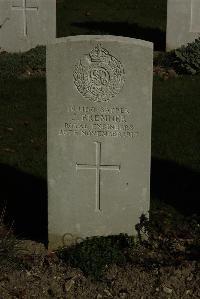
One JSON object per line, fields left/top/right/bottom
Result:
{"left": 50, "top": 35, "right": 153, "bottom": 49}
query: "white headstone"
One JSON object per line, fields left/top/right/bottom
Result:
{"left": 0, "top": 0, "right": 56, "bottom": 52}
{"left": 47, "top": 35, "right": 153, "bottom": 249}
{"left": 166, "top": 0, "right": 200, "bottom": 51}
{"left": 190, "top": 0, "right": 200, "bottom": 32}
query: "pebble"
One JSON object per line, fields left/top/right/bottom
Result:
{"left": 186, "top": 290, "right": 191, "bottom": 295}
{"left": 187, "top": 274, "right": 193, "bottom": 281}
{"left": 64, "top": 279, "right": 75, "bottom": 292}
{"left": 119, "top": 292, "right": 128, "bottom": 299}
{"left": 104, "top": 288, "right": 113, "bottom": 296}
{"left": 163, "top": 286, "right": 173, "bottom": 294}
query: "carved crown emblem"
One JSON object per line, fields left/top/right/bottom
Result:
{"left": 73, "top": 44, "right": 125, "bottom": 102}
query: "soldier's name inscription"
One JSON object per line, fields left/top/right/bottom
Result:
{"left": 58, "top": 105, "right": 138, "bottom": 138}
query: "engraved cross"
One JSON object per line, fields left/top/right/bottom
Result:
{"left": 11, "top": 0, "right": 38, "bottom": 37}
{"left": 0, "top": 17, "right": 10, "bottom": 29}
{"left": 76, "top": 142, "right": 120, "bottom": 212}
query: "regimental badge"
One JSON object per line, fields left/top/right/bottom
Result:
{"left": 73, "top": 44, "right": 125, "bottom": 102}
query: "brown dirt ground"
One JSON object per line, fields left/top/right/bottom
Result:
{"left": 0, "top": 240, "right": 199, "bottom": 299}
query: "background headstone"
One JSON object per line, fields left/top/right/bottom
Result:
{"left": 166, "top": 0, "right": 200, "bottom": 51}
{"left": 0, "top": 0, "right": 56, "bottom": 53}
{"left": 190, "top": 0, "right": 200, "bottom": 32}
{"left": 47, "top": 35, "right": 153, "bottom": 249}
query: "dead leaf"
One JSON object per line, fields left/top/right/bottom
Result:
{"left": 6, "top": 127, "right": 14, "bottom": 132}
{"left": 3, "top": 148, "right": 15, "bottom": 153}
{"left": 64, "top": 279, "right": 75, "bottom": 292}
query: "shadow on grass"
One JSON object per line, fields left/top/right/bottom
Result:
{"left": 71, "top": 21, "right": 166, "bottom": 51}
{"left": 0, "top": 163, "right": 47, "bottom": 244}
{"left": 151, "top": 158, "right": 200, "bottom": 216}
{"left": 0, "top": 158, "right": 199, "bottom": 243}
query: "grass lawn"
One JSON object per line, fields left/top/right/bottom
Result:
{"left": 152, "top": 75, "right": 200, "bottom": 172}
{"left": 1, "top": 73, "right": 200, "bottom": 176}
{"left": 0, "top": 77, "right": 46, "bottom": 178}
{"left": 57, "top": 0, "right": 167, "bottom": 50}
{"left": 57, "top": 0, "right": 167, "bottom": 34}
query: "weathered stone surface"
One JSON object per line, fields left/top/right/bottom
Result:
{"left": 0, "top": 0, "right": 56, "bottom": 53}
{"left": 47, "top": 35, "right": 153, "bottom": 249}
{"left": 166, "top": 0, "right": 200, "bottom": 51}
